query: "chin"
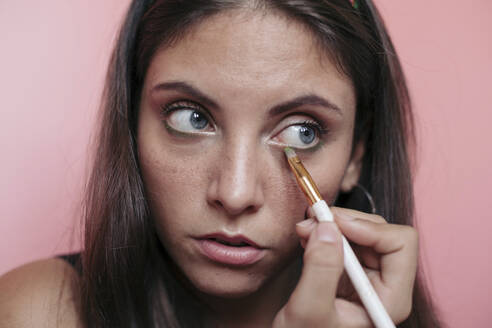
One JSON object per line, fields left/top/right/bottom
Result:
{"left": 188, "top": 268, "right": 267, "bottom": 299}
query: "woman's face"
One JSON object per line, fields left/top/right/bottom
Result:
{"left": 138, "top": 11, "right": 360, "bottom": 299}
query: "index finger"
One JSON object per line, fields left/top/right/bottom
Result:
{"left": 331, "top": 207, "right": 387, "bottom": 224}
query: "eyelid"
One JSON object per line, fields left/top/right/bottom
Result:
{"left": 161, "top": 100, "right": 205, "bottom": 115}
{"left": 289, "top": 120, "right": 327, "bottom": 134}
{"left": 161, "top": 100, "right": 215, "bottom": 122}
{"left": 161, "top": 100, "right": 216, "bottom": 134}
{"left": 270, "top": 119, "right": 328, "bottom": 150}
{"left": 275, "top": 113, "right": 329, "bottom": 136}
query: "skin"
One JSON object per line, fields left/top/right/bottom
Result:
{"left": 138, "top": 10, "right": 351, "bottom": 325}
{"left": 0, "top": 9, "right": 417, "bottom": 328}
{"left": 0, "top": 258, "right": 83, "bottom": 327}
{"left": 137, "top": 10, "right": 417, "bottom": 328}
{"left": 140, "top": 9, "right": 351, "bottom": 303}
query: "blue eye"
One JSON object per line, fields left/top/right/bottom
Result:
{"left": 167, "top": 109, "right": 211, "bottom": 132}
{"left": 298, "top": 125, "right": 316, "bottom": 144}
{"left": 189, "top": 111, "right": 208, "bottom": 129}
{"left": 162, "top": 101, "right": 214, "bottom": 134}
{"left": 275, "top": 122, "right": 323, "bottom": 149}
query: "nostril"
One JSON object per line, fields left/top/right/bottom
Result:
{"left": 213, "top": 199, "right": 223, "bottom": 209}
{"left": 205, "top": 152, "right": 265, "bottom": 216}
{"left": 212, "top": 199, "right": 258, "bottom": 216}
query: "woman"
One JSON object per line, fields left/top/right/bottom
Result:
{"left": 0, "top": 0, "right": 442, "bottom": 327}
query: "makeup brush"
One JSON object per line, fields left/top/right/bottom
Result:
{"left": 284, "top": 147, "right": 395, "bottom": 328}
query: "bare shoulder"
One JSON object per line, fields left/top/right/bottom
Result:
{"left": 0, "top": 258, "right": 83, "bottom": 328}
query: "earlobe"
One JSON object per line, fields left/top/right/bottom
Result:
{"left": 340, "top": 141, "right": 365, "bottom": 192}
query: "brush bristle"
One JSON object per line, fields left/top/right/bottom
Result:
{"left": 284, "top": 147, "right": 297, "bottom": 159}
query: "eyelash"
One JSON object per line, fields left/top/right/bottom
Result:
{"left": 161, "top": 100, "right": 208, "bottom": 117}
{"left": 295, "top": 119, "right": 328, "bottom": 137}
{"left": 160, "top": 100, "right": 329, "bottom": 140}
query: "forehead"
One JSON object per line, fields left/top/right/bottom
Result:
{"left": 144, "top": 10, "right": 355, "bottom": 114}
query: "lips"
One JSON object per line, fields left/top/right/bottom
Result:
{"left": 201, "top": 233, "right": 262, "bottom": 248}
{"left": 196, "top": 233, "right": 265, "bottom": 266}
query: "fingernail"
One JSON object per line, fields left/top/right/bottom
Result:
{"left": 316, "top": 222, "right": 337, "bottom": 243}
{"left": 296, "top": 218, "right": 315, "bottom": 227}
{"left": 300, "top": 239, "right": 307, "bottom": 248}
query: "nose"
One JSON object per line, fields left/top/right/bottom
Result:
{"left": 207, "top": 140, "right": 265, "bottom": 216}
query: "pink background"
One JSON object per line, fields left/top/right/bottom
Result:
{"left": 1, "top": 1, "right": 490, "bottom": 326}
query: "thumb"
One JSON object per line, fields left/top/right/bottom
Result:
{"left": 278, "top": 222, "right": 344, "bottom": 326}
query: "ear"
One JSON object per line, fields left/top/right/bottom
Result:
{"left": 340, "top": 141, "right": 365, "bottom": 192}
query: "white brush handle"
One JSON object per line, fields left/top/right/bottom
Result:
{"left": 311, "top": 200, "right": 396, "bottom": 328}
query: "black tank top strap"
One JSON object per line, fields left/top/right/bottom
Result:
{"left": 58, "top": 252, "right": 82, "bottom": 276}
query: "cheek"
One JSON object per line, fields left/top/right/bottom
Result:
{"left": 300, "top": 140, "right": 353, "bottom": 204}
{"left": 150, "top": 157, "right": 206, "bottom": 201}
{"left": 312, "top": 162, "right": 347, "bottom": 202}
{"left": 251, "top": 153, "right": 311, "bottom": 246}
{"left": 267, "top": 170, "right": 307, "bottom": 220}
{"left": 138, "top": 138, "right": 212, "bottom": 234}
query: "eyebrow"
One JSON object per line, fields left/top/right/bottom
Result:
{"left": 268, "top": 94, "right": 342, "bottom": 117}
{"left": 152, "top": 81, "right": 342, "bottom": 116}
{"left": 152, "top": 81, "right": 219, "bottom": 110}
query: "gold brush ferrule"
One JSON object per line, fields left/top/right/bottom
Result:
{"left": 284, "top": 148, "right": 322, "bottom": 205}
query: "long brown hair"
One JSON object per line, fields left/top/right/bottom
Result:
{"left": 79, "top": 0, "right": 442, "bottom": 326}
